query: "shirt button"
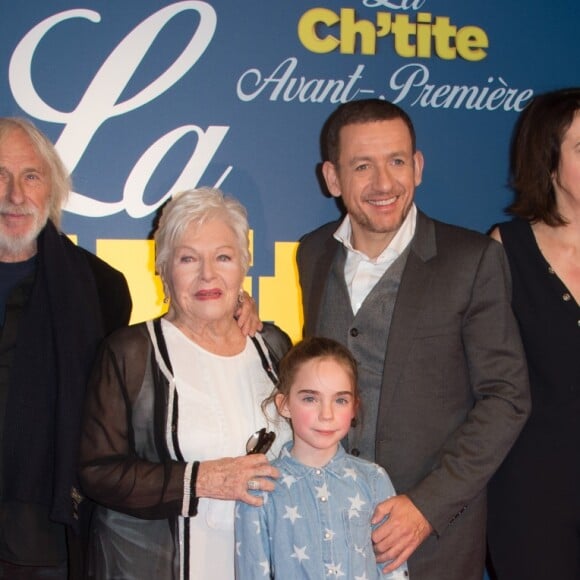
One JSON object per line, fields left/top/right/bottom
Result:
{"left": 315, "top": 469, "right": 322, "bottom": 475}
{"left": 324, "top": 532, "right": 331, "bottom": 540}
{"left": 548, "top": 266, "right": 555, "bottom": 274}
{"left": 320, "top": 496, "right": 327, "bottom": 502}
{"left": 563, "top": 293, "right": 571, "bottom": 301}
{"left": 350, "top": 328, "right": 359, "bottom": 337}
{"left": 351, "top": 448, "right": 360, "bottom": 457}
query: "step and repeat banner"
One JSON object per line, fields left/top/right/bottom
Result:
{"left": 1, "top": 0, "right": 579, "bottom": 342}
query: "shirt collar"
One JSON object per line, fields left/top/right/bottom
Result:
{"left": 333, "top": 203, "right": 417, "bottom": 262}
{"left": 277, "top": 441, "right": 348, "bottom": 478}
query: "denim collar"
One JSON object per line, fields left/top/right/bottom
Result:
{"left": 276, "top": 441, "right": 349, "bottom": 480}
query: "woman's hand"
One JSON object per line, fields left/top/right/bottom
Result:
{"left": 196, "top": 454, "right": 279, "bottom": 506}
{"left": 234, "top": 291, "right": 263, "bottom": 336}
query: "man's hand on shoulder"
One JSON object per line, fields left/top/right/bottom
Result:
{"left": 371, "top": 494, "right": 433, "bottom": 573}
{"left": 234, "top": 290, "right": 263, "bottom": 336}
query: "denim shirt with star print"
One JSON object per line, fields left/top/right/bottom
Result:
{"left": 235, "top": 442, "right": 410, "bottom": 579}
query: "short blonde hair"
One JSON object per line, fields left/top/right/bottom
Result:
{"left": 154, "top": 187, "right": 251, "bottom": 284}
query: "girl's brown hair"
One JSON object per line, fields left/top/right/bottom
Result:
{"left": 263, "top": 337, "right": 360, "bottom": 421}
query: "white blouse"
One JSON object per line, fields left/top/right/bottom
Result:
{"left": 160, "top": 319, "right": 289, "bottom": 580}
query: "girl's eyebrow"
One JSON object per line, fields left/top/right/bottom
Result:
{"left": 295, "top": 389, "right": 353, "bottom": 396}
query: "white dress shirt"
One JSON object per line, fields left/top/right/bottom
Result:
{"left": 333, "top": 204, "right": 417, "bottom": 314}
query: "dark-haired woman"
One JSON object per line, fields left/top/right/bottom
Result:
{"left": 487, "top": 88, "right": 580, "bottom": 580}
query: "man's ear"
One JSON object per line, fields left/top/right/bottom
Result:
{"left": 413, "top": 150, "right": 424, "bottom": 187}
{"left": 275, "top": 393, "right": 291, "bottom": 419}
{"left": 322, "top": 161, "right": 342, "bottom": 199}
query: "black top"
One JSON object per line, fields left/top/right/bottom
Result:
{"left": 0, "top": 257, "right": 36, "bottom": 326}
{"left": 499, "top": 218, "right": 580, "bottom": 428}
{"left": 488, "top": 217, "right": 580, "bottom": 515}
{"left": 487, "top": 218, "right": 580, "bottom": 575}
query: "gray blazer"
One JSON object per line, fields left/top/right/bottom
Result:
{"left": 297, "top": 210, "right": 530, "bottom": 580}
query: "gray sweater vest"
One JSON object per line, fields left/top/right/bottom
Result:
{"left": 318, "top": 245, "right": 410, "bottom": 461}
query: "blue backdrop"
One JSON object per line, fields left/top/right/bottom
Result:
{"left": 2, "top": 0, "right": 579, "bottom": 338}
{"left": 2, "top": 1, "right": 579, "bottom": 577}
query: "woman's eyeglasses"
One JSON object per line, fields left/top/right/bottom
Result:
{"left": 246, "top": 428, "right": 276, "bottom": 455}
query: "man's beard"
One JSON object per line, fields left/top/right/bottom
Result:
{"left": 0, "top": 202, "right": 50, "bottom": 260}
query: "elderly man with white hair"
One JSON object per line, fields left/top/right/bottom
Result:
{"left": 0, "top": 117, "right": 132, "bottom": 579}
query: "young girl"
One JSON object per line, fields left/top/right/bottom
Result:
{"left": 235, "top": 337, "right": 409, "bottom": 579}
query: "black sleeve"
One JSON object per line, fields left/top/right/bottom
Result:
{"left": 259, "top": 322, "right": 292, "bottom": 372}
{"left": 79, "top": 327, "right": 187, "bottom": 520}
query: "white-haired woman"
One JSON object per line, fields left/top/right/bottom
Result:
{"left": 79, "top": 188, "right": 291, "bottom": 580}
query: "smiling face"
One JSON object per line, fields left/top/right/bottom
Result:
{"left": 165, "top": 218, "right": 245, "bottom": 330}
{"left": 552, "top": 111, "right": 580, "bottom": 211}
{"left": 0, "top": 128, "right": 52, "bottom": 262}
{"left": 276, "top": 356, "right": 357, "bottom": 467}
{"left": 322, "top": 119, "right": 424, "bottom": 258}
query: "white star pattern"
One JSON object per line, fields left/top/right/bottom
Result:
{"left": 315, "top": 482, "right": 330, "bottom": 500}
{"left": 281, "top": 473, "right": 297, "bottom": 488}
{"left": 348, "top": 493, "right": 366, "bottom": 519}
{"left": 236, "top": 447, "right": 408, "bottom": 579}
{"left": 343, "top": 467, "right": 357, "bottom": 481}
{"left": 283, "top": 505, "right": 303, "bottom": 524}
{"left": 325, "top": 562, "right": 346, "bottom": 577}
{"left": 291, "top": 545, "right": 310, "bottom": 563}
{"left": 348, "top": 493, "right": 366, "bottom": 511}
